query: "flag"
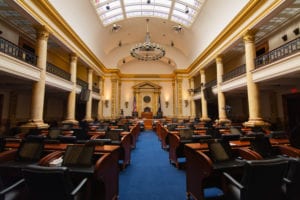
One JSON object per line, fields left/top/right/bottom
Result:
{"left": 133, "top": 95, "right": 137, "bottom": 112}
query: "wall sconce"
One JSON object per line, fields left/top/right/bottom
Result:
{"left": 104, "top": 100, "right": 109, "bottom": 108}
{"left": 165, "top": 101, "right": 169, "bottom": 108}
{"left": 281, "top": 34, "right": 288, "bottom": 42}
{"left": 125, "top": 101, "right": 129, "bottom": 108}
{"left": 184, "top": 100, "right": 189, "bottom": 107}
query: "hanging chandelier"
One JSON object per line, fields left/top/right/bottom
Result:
{"left": 130, "top": 19, "right": 165, "bottom": 61}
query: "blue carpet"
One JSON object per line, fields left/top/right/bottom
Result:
{"left": 119, "top": 130, "right": 186, "bottom": 200}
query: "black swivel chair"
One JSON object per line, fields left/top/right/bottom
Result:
{"left": 223, "top": 158, "right": 288, "bottom": 200}
{"left": 105, "top": 129, "right": 123, "bottom": 145}
{"left": 283, "top": 158, "right": 300, "bottom": 200}
{"left": 22, "top": 165, "right": 88, "bottom": 200}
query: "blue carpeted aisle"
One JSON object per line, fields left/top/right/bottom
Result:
{"left": 119, "top": 130, "right": 186, "bottom": 200}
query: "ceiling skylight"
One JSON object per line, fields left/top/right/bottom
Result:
{"left": 92, "top": 0, "right": 205, "bottom": 27}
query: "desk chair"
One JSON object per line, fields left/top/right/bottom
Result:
{"left": 283, "top": 158, "right": 300, "bottom": 200}
{"left": 105, "top": 129, "right": 123, "bottom": 145}
{"left": 0, "top": 138, "right": 5, "bottom": 153}
{"left": 223, "top": 158, "right": 288, "bottom": 200}
{"left": 22, "top": 165, "right": 88, "bottom": 200}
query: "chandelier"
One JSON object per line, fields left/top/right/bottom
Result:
{"left": 130, "top": 19, "right": 165, "bottom": 61}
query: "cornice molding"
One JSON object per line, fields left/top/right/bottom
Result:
{"left": 187, "top": 0, "right": 282, "bottom": 74}
{"left": 16, "top": 0, "right": 108, "bottom": 74}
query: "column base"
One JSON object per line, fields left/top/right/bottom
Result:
{"left": 21, "top": 120, "right": 49, "bottom": 129}
{"left": 200, "top": 117, "right": 211, "bottom": 122}
{"left": 62, "top": 119, "right": 79, "bottom": 125}
{"left": 82, "top": 118, "right": 94, "bottom": 122}
{"left": 243, "top": 119, "right": 270, "bottom": 127}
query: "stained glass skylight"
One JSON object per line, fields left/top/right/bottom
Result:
{"left": 92, "top": 0, "right": 205, "bottom": 27}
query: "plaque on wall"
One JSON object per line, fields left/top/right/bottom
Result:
{"left": 143, "top": 96, "right": 151, "bottom": 103}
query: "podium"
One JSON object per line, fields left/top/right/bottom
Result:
{"left": 141, "top": 112, "right": 153, "bottom": 130}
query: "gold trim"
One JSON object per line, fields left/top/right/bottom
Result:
{"left": 16, "top": 0, "right": 108, "bottom": 73}
{"left": 186, "top": 0, "right": 282, "bottom": 73}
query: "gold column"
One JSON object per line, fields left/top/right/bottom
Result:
{"left": 216, "top": 55, "right": 230, "bottom": 123}
{"left": 97, "top": 76, "right": 104, "bottom": 120}
{"left": 63, "top": 54, "right": 78, "bottom": 124}
{"left": 24, "top": 26, "right": 49, "bottom": 128}
{"left": 177, "top": 78, "right": 183, "bottom": 117}
{"left": 189, "top": 78, "right": 196, "bottom": 118}
{"left": 200, "top": 70, "right": 210, "bottom": 122}
{"left": 118, "top": 81, "right": 122, "bottom": 117}
{"left": 172, "top": 80, "right": 176, "bottom": 117}
{"left": 84, "top": 69, "right": 93, "bottom": 122}
{"left": 243, "top": 30, "right": 267, "bottom": 127}
{"left": 111, "top": 78, "right": 118, "bottom": 119}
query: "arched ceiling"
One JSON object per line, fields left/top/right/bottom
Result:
{"left": 46, "top": 0, "right": 249, "bottom": 71}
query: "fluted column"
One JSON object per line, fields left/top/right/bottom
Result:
{"left": 189, "top": 78, "right": 196, "bottom": 119}
{"left": 24, "top": 26, "right": 49, "bottom": 128}
{"left": 97, "top": 77, "right": 104, "bottom": 120}
{"left": 243, "top": 30, "right": 267, "bottom": 127}
{"left": 63, "top": 54, "right": 78, "bottom": 124}
{"left": 200, "top": 70, "right": 210, "bottom": 122}
{"left": 111, "top": 78, "right": 118, "bottom": 119}
{"left": 216, "top": 55, "right": 230, "bottom": 123}
{"left": 84, "top": 69, "right": 93, "bottom": 122}
{"left": 172, "top": 80, "right": 176, "bottom": 117}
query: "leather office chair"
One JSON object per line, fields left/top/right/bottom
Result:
{"left": 249, "top": 135, "right": 300, "bottom": 158}
{"left": 283, "top": 158, "right": 300, "bottom": 200}
{"left": 22, "top": 165, "right": 88, "bottom": 200}
{"left": 184, "top": 138, "right": 261, "bottom": 200}
{"left": 223, "top": 158, "right": 289, "bottom": 200}
{"left": 105, "top": 129, "right": 122, "bottom": 145}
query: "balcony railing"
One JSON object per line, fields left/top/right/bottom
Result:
{"left": 77, "top": 78, "right": 88, "bottom": 89}
{"left": 222, "top": 64, "right": 246, "bottom": 82}
{"left": 255, "top": 37, "right": 300, "bottom": 68}
{"left": 46, "top": 62, "right": 71, "bottom": 81}
{"left": 0, "top": 36, "right": 37, "bottom": 65}
{"left": 193, "top": 86, "right": 202, "bottom": 93}
{"left": 92, "top": 86, "right": 100, "bottom": 93}
{"left": 205, "top": 80, "right": 217, "bottom": 88}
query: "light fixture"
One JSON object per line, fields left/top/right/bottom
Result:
{"left": 125, "top": 101, "right": 129, "bottom": 108}
{"left": 106, "top": 4, "right": 110, "bottom": 10}
{"left": 185, "top": 5, "right": 189, "bottom": 14}
{"left": 184, "top": 100, "right": 189, "bottom": 107}
{"left": 165, "top": 101, "right": 169, "bottom": 108}
{"left": 282, "top": 34, "right": 288, "bottom": 42}
{"left": 104, "top": 100, "right": 109, "bottom": 108}
{"left": 130, "top": 19, "right": 165, "bottom": 61}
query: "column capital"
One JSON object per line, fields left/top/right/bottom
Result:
{"left": 243, "top": 29, "right": 256, "bottom": 43}
{"left": 216, "top": 55, "right": 223, "bottom": 63}
{"left": 200, "top": 69, "right": 205, "bottom": 75}
{"left": 35, "top": 25, "right": 50, "bottom": 41}
{"left": 70, "top": 53, "right": 78, "bottom": 62}
{"left": 88, "top": 68, "right": 93, "bottom": 74}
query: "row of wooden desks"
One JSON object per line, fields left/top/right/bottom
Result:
{"left": 184, "top": 138, "right": 290, "bottom": 151}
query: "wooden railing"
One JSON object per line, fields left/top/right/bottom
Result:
{"left": 255, "top": 37, "right": 300, "bottom": 68}
{"left": 0, "top": 36, "right": 37, "bottom": 65}
{"left": 46, "top": 62, "right": 71, "bottom": 81}
{"left": 223, "top": 64, "right": 246, "bottom": 82}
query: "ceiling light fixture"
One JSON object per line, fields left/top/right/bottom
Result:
{"left": 130, "top": 19, "right": 165, "bottom": 61}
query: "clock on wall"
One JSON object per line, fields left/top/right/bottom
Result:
{"left": 143, "top": 95, "right": 151, "bottom": 103}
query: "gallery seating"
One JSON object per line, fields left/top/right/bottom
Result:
{"left": 223, "top": 158, "right": 289, "bottom": 200}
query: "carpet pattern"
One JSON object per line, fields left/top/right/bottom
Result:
{"left": 119, "top": 130, "right": 186, "bottom": 200}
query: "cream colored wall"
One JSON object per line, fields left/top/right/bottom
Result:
{"left": 224, "top": 53, "right": 245, "bottom": 74}
{"left": 268, "top": 19, "right": 300, "bottom": 51}
{"left": 159, "top": 81, "right": 173, "bottom": 117}
{"left": 119, "top": 61, "right": 175, "bottom": 74}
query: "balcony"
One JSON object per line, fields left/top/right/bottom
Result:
{"left": 0, "top": 36, "right": 36, "bottom": 66}
{"left": 46, "top": 62, "right": 71, "bottom": 81}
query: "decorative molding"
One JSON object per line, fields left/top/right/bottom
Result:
{"left": 0, "top": 53, "right": 41, "bottom": 81}
{"left": 45, "top": 72, "right": 73, "bottom": 91}
{"left": 221, "top": 75, "right": 247, "bottom": 92}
